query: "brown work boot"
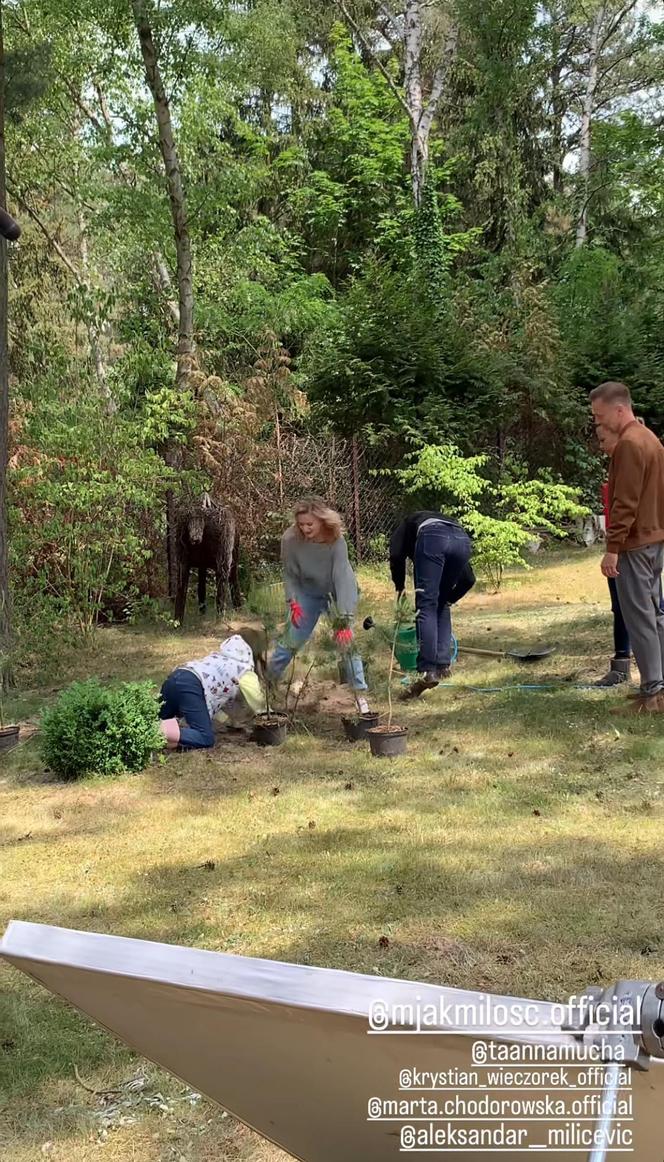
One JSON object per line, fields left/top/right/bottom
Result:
{"left": 401, "top": 672, "right": 439, "bottom": 700}
{"left": 628, "top": 693, "right": 664, "bottom": 714}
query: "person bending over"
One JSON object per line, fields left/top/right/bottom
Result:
{"left": 390, "top": 510, "right": 474, "bottom": 698}
{"left": 267, "top": 496, "right": 369, "bottom": 713}
{"left": 159, "top": 631, "right": 265, "bottom": 750}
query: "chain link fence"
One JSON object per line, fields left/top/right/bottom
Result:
{"left": 281, "top": 434, "right": 407, "bottom": 559}
{"left": 233, "top": 433, "right": 407, "bottom": 563}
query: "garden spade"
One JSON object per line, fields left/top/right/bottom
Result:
{"left": 458, "top": 642, "right": 557, "bottom": 662}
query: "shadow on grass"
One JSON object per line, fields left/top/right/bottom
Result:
{"left": 3, "top": 809, "right": 664, "bottom": 1128}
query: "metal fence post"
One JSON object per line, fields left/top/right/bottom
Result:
{"left": 351, "top": 436, "right": 362, "bottom": 560}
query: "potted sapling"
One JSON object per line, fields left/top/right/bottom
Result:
{"left": 283, "top": 646, "right": 321, "bottom": 729}
{"left": 367, "top": 593, "right": 410, "bottom": 758}
{"left": 0, "top": 651, "right": 19, "bottom": 753}
{"left": 328, "top": 601, "right": 379, "bottom": 742}
{"left": 246, "top": 581, "right": 290, "bottom": 747}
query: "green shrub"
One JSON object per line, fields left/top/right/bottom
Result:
{"left": 40, "top": 679, "right": 164, "bottom": 781}
{"left": 392, "top": 443, "right": 588, "bottom": 589}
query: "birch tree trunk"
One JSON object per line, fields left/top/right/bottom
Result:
{"left": 575, "top": 6, "right": 604, "bottom": 247}
{"left": 336, "top": 0, "right": 457, "bottom": 208}
{"left": 404, "top": 0, "right": 425, "bottom": 205}
{"left": 404, "top": 1, "right": 458, "bottom": 206}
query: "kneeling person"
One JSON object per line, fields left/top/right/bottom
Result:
{"left": 159, "top": 632, "right": 265, "bottom": 750}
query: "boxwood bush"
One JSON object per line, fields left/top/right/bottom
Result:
{"left": 40, "top": 679, "right": 164, "bottom": 780}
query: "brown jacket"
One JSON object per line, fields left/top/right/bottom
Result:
{"left": 607, "top": 421, "right": 664, "bottom": 553}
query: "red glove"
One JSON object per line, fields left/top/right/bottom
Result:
{"left": 335, "top": 627, "right": 354, "bottom": 647}
{"left": 288, "top": 599, "right": 304, "bottom": 628}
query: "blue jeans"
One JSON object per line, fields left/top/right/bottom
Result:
{"left": 160, "top": 668, "right": 214, "bottom": 750}
{"left": 414, "top": 523, "right": 472, "bottom": 673}
{"left": 268, "top": 593, "right": 367, "bottom": 690}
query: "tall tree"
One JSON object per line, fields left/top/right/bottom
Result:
{"left": 547, "top": 0, "right": 662, "bottom": 248}
{"left": 335, "top": 0, "right": 458, "bottom": 205}
{"left": 130, "top": 0, "right": 195, "bottom": 596}
{"left": 0, "top": 0, "right": 11, "bottom": 677}
{"left": 130, "top": 0, "right": 194, "bottom": 388}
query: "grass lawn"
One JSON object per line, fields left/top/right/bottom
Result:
{"left": 2, "top": 548, "right": 664, "bottom": 1160}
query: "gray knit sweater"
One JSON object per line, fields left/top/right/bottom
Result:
{"left": 281, "top": 527, "right": 358, "bottom": 615}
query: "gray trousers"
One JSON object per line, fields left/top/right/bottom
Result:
{"left": 616, "top": 543, "right": 664, "bottom": 695}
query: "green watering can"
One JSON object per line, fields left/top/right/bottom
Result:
{"left": 362, "top": 617, "right": 419, "bottom": 673}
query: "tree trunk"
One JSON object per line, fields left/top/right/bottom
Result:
{"left": 351, "top": 435, "right": 362, "bottom": 561}
{"left": 575, "top": 7, "right": 603, "bottom": 248}
{"left": 131, "top": 0, "right": 194, "bottom": 598}
{"left": 547, "top": 2, "right": 570, "bottom": 197}
{"left": 0, "top": 0, "right": 12, "bottom": 681}
{"left": 335, "top": 0, "right": 456, "bottom": 209}
{"left": 76, "top": 200, "right": 116, "bottom": 413}
{"left": 131, "top": 0, "right": 194, "bottom": 388}
{"left": 404, "top": 0, "right": 425, "bottom": 206}
{"left": 550, "top": 56, "right": 564, "bottom": 196}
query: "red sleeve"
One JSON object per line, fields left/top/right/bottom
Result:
{"left": 601, "top": 482, "right": 610, "bottom": 526}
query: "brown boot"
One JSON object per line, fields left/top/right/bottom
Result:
{"left": 401, "top": 672, "right": 439, "bottom": 700}
{"left": 628, "top": 693, "right": 664, "bottom": 714}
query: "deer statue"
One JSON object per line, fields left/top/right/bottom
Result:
{"left": 174, "top": 495, "right": 242, "bottom": 623}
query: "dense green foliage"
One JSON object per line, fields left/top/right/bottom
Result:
{"left": 2, "top": 0, "right": 664, "bottom": 659}
{"left": 40, "top": 679, "right": 164, "bottom": 780}
{"left": 395, "top": 443, "right": 588, "bottom": 588}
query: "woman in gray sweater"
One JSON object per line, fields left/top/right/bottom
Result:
{"left": 267, "top": 497, "right": 369, "bottom": 709}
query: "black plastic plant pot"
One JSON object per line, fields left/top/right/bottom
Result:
{"left": 342, "top": 711, "right": 379, "bottom": 742}
{"left": 0, "top": 725, "right": 19, "bottom": 753}
{"left": 367, "top": 724, "right": 408, "bottom": 758}
{"left": 253, "top": 712, "right": 288, "bottom": 748}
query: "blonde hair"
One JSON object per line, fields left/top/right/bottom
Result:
{"left": 236, "top": 625, "right": 268, "bottom": 679}
{"left": 292, "top": 496, "right": 344, "bottom": 544}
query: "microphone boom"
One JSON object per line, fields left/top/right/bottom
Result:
{"left": 0, "top": 207, "right": 20, "bottom": 241}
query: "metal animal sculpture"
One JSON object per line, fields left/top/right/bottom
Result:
{"left": 174, "top": 495, "right": 241, "bottom": 622}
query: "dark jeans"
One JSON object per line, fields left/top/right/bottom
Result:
{"left": 608, "top": 577, "right": 630, "bottom": 658}
{"left": 609, "top": 576, "right": 664, "bottom": 658}
{"left": 160, "top": 668, "right": 214, "bottom": 750}
{"left": 414, "top": 522, "right": 472, "bottom": 673}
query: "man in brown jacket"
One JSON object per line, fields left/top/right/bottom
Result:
{"left": 590, "top": 381, "right": 664, "bottom": 709}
